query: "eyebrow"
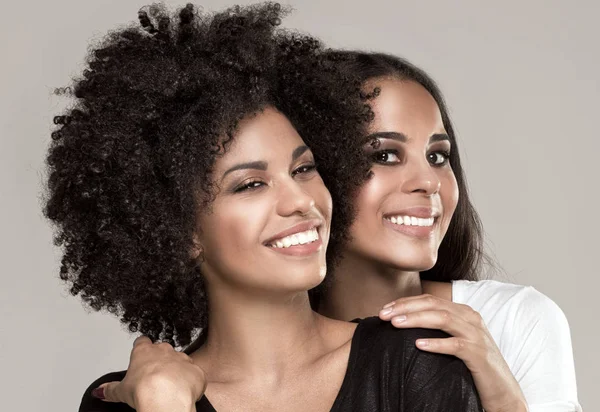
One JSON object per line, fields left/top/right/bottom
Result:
{"left": 222, "top": 161, "right": 268, "bottom": 179}
{"left": 429, "top": 133, "right": 450, "bottom": 143}
{"left": 221, "top": 145, "right": 310, "bottom": 179}
{"left": 364, "top": 132, "right": 450, "bottom": 144}
{"left": 291, "top": 145, "right": 310, "bottom": 161}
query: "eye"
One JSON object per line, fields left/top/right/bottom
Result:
{"left": 428, "top": 151, "right": 450, "bottom": 166}
{"left": 372, "top": 150, "right": 400, "bottom": 165}
{"left": 292, "top": 163, "right": 317, "bottom": 177}
{"left": 234, "top": 179, "right": 265, "bottom": 193}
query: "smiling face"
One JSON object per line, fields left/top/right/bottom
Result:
{"left": 195, "top": 107, "right": 332, "bottom": 296}
{"left": 345, "top": 78, "right": 459, "bottom": 272}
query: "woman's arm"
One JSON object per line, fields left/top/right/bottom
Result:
{"left": 503, "top": 288, "right": 581, "bottom": 412}
{"left": 80, "top": 337, "right": 206, "bottom": 412}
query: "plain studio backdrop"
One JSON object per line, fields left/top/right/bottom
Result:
{"left": 1, "top": 0, "right": 597, "bottom": 410}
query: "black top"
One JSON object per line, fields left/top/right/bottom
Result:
{"left": 80, "top": 317, "right": 483, "bottom": 412}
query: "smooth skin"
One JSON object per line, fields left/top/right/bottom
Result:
{"left": 97, "top": 336, "right": 206, "bottom": 411}
{"left": 98, "top": 81, "right": 527, "bottom": 412}
{"left": 96, "top": 107, "right": 357, "bottom": 412}
{"left": 320, "top": 78, "right": 526, "bottom": 412}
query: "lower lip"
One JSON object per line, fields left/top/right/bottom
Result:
{"left": 267, "top": 238, "right": 323, "bottom": 257}
{"left": 383, "top": 218, "right": 436, "bottom": 239}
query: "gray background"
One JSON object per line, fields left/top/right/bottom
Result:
{"left": 1, "top": 0, "right": 597, "bottom": 410}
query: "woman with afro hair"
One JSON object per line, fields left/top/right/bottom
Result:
{"left": 45, "top": 2, "right": 484, "bottom": 412}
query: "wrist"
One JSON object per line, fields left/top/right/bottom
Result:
{"left": 134, "top": 378, "right": 197, "bottom": 412}
{"left": 136, "top": 398, "right": 195, "bottom": 412}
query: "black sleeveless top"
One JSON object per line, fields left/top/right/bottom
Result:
{"left": 80, "top": 317, "right": 483, "bottom": 411}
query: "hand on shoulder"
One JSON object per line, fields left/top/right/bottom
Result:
{"left": 80, "top": 336, "right": 206, "bottom": 412}
{"left": 378, "top": 285, "right": 527, "bottom": 412}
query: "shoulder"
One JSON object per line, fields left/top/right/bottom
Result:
{"left": 353, "top": 317, "right": 466, "bottom": 372}
{"left": 452, "top": 280, "right": 580, "bottom": 409}
{"left": 78, "top": 371, "right": 131, "bottom": 412}
{"left": 452, "top": 279, "right": 570, "bottom": 333}
{"left": 353, "top": 317, "right": 480, "bottom": 408}
{"left": 355, "top": 316, "right": 451, "bottom": 346}
{"left": 452, "top": 279, "right": 534, "bottom": 305}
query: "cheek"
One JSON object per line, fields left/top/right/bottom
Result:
{"left": 305, "top": 175, "right": 333, "bottom": 222}
{"left": 200, "top": 202, "right": 266, "bottom": 259}
{"left": 350, "top": 174, "right": 388, "bottom": 233}
{"left": 441, "top": 172, "right": 459, "bottom": 219}
{"left": 316, "top": 180, "right": 333, "bottom": 224}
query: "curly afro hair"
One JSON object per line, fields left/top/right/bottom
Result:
{"left": 44, "top": 2, "right": 371, "bottom": 346}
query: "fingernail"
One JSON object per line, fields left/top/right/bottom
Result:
{"left": 392, "top": 315, "right": 406, "bottom": 324}
{"left": 416, "top": 339, "right": 429, "bottom": 347}
{"left": 91, "top": 387, "right": 105, "bottom": 400}
{"left": 380, "top": 307, "right": 393, "bottom": 316}
{"left": 383, "top": 301, "right": 395, "bottom": 309}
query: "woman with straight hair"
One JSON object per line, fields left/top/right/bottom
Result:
{"left": 316, "top": 51, "right": 580, "bottom": 412}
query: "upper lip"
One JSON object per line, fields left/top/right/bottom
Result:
{"left": 264, "top": 219, "right": 323, "bottom": 245}
{"left": 383, "top": 206, "right": 441, "bottom": 219}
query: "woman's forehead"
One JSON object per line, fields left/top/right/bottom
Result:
{"left": 215, "top": 108, "right": 306, "bottom": 170}
{"left": 366, "top": 78, "right": 445, "bottom": 137}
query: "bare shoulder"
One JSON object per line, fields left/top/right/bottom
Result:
{"left": 316, "top": 314, "right": 358, "bottom": 352}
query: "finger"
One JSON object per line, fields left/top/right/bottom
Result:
{"left": 389, "top": 310, "right": 478, "bottom": 338}
{"left": 382, "top": 293, "right": 437, "bottom": 309}
{"left": 380, "top": 294, "right": 443, "bottom": 318}
{"left": 92, "top": 382, "right": 122, "bottom": 403}
{"left": 133, "top": 335, "right": 152, "bottom": 348}
{"left": 415, "top": 337, "right": 481, "bottom": 362}
{"left": 380, "top": 294, "right": 473, "bottom": 320}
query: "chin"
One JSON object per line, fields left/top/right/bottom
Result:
{"left": 386, "top": 250, "right": 438, "bottom": 272}
{"left": 278, "top": 266, "right": 327, "bottom": 292}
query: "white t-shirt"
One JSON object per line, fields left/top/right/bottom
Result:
{"left": 452, "top": 280, "right": 582, "bottom": 412}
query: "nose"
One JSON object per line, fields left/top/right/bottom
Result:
{"left": 276, "top": 178, "right": 316, "bottom": 217}
{"left": 400, "top": 157, "right": 441, "bottom": 196}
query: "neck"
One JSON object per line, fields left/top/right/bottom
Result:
{"left": 319, "top": 252, "right": 423, "bottom": 321}
{"left": 193, "top": 284, "right": 328, "bottom": 382}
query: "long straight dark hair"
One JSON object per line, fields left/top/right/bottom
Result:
{"left": 334, "top": 51, "right": 485, "bottom": 282}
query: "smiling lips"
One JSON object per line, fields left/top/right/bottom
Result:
{"left": 269, "top": 228, "right": 319, "bottom": 249}
{"left": 265, "top": 220, "right": 323, "bottom": 257}
{"left": 386, "top": 215, "right": 434, "bottom": 227}
{"left": 383, "top": 207, "right": 439, "bottom": 239}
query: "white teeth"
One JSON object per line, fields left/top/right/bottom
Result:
{"left": 386, "top": 216, "right": 435, "bottom": 227}
{"left": 270, "top": 228, "right": 319, "bottom": 248}
{"left": 297, "top": 232, "right": 308, "bottom": 244}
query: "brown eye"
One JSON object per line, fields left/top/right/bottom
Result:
{"left": 292, "top": 163, "right": 316, "bottom": 177}
{"left": 428, "top": 151, "right": 450, "bottom": 166}
{"left": 234, "top": 180, "right": 265, "bottom": 193}
{"left": 372, "top": 150, "right": 400, "bottom": 164}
